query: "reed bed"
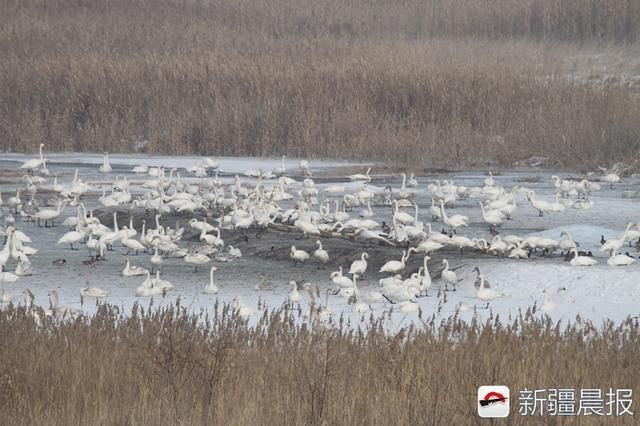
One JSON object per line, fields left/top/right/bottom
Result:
{"left": 1, "top": 0, "right": 640, "bottom": 168}
{"left": 0, "top": 301, "right": 638, "bottom": 424}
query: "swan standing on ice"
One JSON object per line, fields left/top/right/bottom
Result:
{"left": 540, "top": 289, "right": 556, "bottom": 312}
{"left": 601, "top": 172, "right": 620, "bottom": 189}
{"left": 20, "top": 144, "right": 45, "bottom": 172}
{"left": 330, "top": 267, "right": 354, "bottom": 294}
{"left": 150, "top": 247, "right": 163, "bottom": 273}
{"left": 419, "top": 256, "right": 432, "bottom": 296}
{"left": 349, "top": 252, "right": 368, "bottom": 276}
{"left": 441, "top": 259, "right": 459, "bottom": 291}
{"left": 33, "top": 200, "right": 66, "bottom": 227}
{"left": 99, "top": 152, "right": 112, "bottom": 173}
{"left": 204, "top": 266, "right": 219, "bottom": 294}
{"left": 348, "top": 275, "right": 370, "bottom": 314}
{"left": 379, "top": 248, "right": 415, "bottom": 274}
{"left": 439, "top": 200, "right": 468, "bottom": 233}
{"left": 57, "top": 229, "right": 85, "bottom": 250}
{"left": 290, "top": 245, "right": 310, "bottom": 266}
{"left": 313, "top": 240, "right": 329, "bottom": 265}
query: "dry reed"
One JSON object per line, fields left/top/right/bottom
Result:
{"left": 0, "top": 300, "right": 638, "bottom": 425}
{"left": 1, "top": 0, "right": 640, "bottom": 168}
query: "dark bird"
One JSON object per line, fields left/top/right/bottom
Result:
{"left": 473, "top": 267, "right": 491, "bottom": 289}
{"left": 52, "top": 258, "right": 66, "bottom": 266}
{"left": 600, "top": 235, "right": 606, "bottom": 245}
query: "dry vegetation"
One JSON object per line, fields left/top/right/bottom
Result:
{"left": 2, "top": 0, "right": 640, "bottom": 168}
{"left": 0, "top": 301, "right": 638, "bottom": 424}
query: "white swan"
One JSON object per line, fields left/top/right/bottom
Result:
{"left": 540, "top": 289, "right": 556, "bottom": 312}
{"left": 439, "top": 200, "right": 468, "bottom": 232}
{"left": 273, "top": 155, "right": 286, "bottom": 176}
{"left": 81, "top": 281, "right": 109, "bottom": 298}
{"left": 349, "top": 252, "right": 368, "bottom": 276}
{"left": 600, "top": 223, "right": 632, "bottom": 254}
{"left": 150, "top": 247, "right": 163, "bottom": 273}
{"left": 607, "top": 251, "right": 636, "bottom": 267}
{"left": 379, "top": 248, "right": 415, "bottom": 274}
{"left": 136, "top": 271, "right": 163, "bottom": 297}
{"left": 20, "top": 143, "right": 45, "bottom": 171}
{"left": 204, "top": 266, "right": 219, "bottom": 294}
{"left": 290, "top": 245, "right": 310, "bottom": 266}
{"left": 569, "top": 248, "right": 597, "bottom": 266}
{"left": 349, "top": 167, "right": 372, "bottom": 182}
{"left": 392, "top": 200, "right": 414, "bottom": 225}
{"left": 99, "top": 152, "right": 112, "bottom": 173}
{"left": 233, "top": 296, "right": 253, "bottom": 319}
{"left": 34, "top": 200, "right": 66, "bottom": 227}
{"left": 558, "top": 231, "right": 577, "bottom": 254}
{"left": 15, "top": 255, "right": 33, "bottom": 276}
{"left": 154, "top": 270, "right": 173, "bottom": 290}
{"left": 288, "top": 280, "right": 304, "bottom": 303}
{"left": 483, "top": 171, "right": 495, "bottom": 187}
{"left": 122, "top": 258, "right": 148, "bottom": 277}
{"left": 184, "top": 250, "right": 211, "bottom": 272}
{"left": 476, "top": 274, "right": 501, "bottom": 301}
{"left": 294, "top": 218, "right": 320, "bottom": 237}
{"left": 313, "top": 240, "right": 329, "bottom": 264}
{"left": 419, "top": 256, "right": 432, "bottom": 296}
{"left": 527, "top": 191, "right": 555, "bottom": 216}
{"left": 601, "top": 172, "right": 620, "bottom": 188}
{"left": 416, "top": 239, "right": 444, "bottom": 255}
{"left": 57, "top": 229, "right": 85, "bottom": 250}
{"left": 349, "top": 275, "right": 370, "bottom": 314}
{"left": 331, "top": 267, "right": 354, "bottom": 291}
{"left": 479, "top": 202, "right": 504, "bottom": 230}
{"left": 441, "top": 259, "right": 459, "bottom": 291}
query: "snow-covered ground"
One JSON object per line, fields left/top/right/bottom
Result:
{"left": 1, "top": 153, "right": 639, "bottom": 329}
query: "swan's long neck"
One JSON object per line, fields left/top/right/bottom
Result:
{"left": 210, "top": 268, "right": 215, "bottom": 285}
{"left": 440, "top": 202, "right": 448, "bottom": 220}
{"left": 443, "top": 260, "right": 449, "bottom": 271}
{"left": 113, "top": 213, "right": 119, "bottom": 232}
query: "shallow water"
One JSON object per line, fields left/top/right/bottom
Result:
{"left": 1, "top": 153, "right": 639, "bottom": 329}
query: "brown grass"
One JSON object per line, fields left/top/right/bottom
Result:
{"left": 1, "top": 1, "right": 640, "bottom": 168}
{"left": 0, "top": 301, "right": 638, "bottom": 424}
